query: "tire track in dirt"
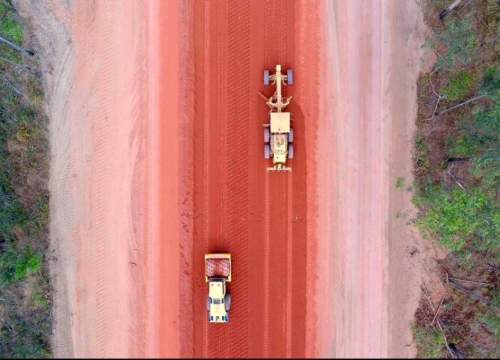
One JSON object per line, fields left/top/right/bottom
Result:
{"left": 189, "top": 0, "right": 308, "bottom": 358}
{"left": 156, "top": 0, "right": 319, "bottom": 357}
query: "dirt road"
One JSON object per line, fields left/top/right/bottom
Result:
{"left": 154, "top": 0, "right": 321, "bottom": 357}
{"left": 315, "top": 0, "right": 427, "bottom": 357}
{"left": 25, "top": 0, "right": 428, "bottom": 357}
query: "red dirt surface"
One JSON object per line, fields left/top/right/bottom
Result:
{"left": 153, "top": 0, "right": 321, "bottom": 358}
{"left": 35, "top": 0, "right": 426, "bottom": 357}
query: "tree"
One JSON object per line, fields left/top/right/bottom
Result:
{"left": 432, "top": 14, "right": 475, "bottom": 72}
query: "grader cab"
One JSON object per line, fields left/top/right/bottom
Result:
{"left": 262, "top": 64, "right": 294, "bottom": 172}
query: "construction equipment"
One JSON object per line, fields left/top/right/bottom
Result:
{"left": 205, "top": 253, "right": 231, "bottom": 323}
{"left": 262, "top": 64, "right": 294, "bottom": 172}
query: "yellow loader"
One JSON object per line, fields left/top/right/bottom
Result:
{"left": 205, "top": 254, "right": 231, "bottom": 323}
{"left": 262, "top": 64, "right": 294, "bottom": 172}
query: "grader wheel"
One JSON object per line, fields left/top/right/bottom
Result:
{"left": 264, "top": 70, "right": 270, "bottom": 86}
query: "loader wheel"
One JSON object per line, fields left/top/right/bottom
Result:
{"left": 225, "top": 293, "right": 231, "bottom": 311}
{"left": 288, "top": 144, "right": 294, "bottom": 159}
{"left": 264, "top": 70, "right": 270, "bottom": 86}
{"left": 264, "top": 144, "right": 270, "bottom": 159}
{"left": 287, "top": 69, "right": 293, "bottom": 85}
{"left": 264, "top": 127, "right": 270, "bottom": 143}
{"left": 288, "top": 128, "right": 293, "bottom": 143}
{"left": 206, "top": 296, "right": 211, "bottom": 310}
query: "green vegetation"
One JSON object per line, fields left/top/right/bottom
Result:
{"left": 413, "top": 0, "right": 500, "bottom": 358}
{"left": 395, "top": 176, "right": 406, "bottom": 189}
{"left": 412, "top": 324, "right": 446, "bottom": 359}
{"left": 0, "top": 1, "right": 51, "bottom": 358}
{"left": 431, "top": 13, "right": 476, "bottom": 72}
{"left": 441, "top": 70, "right": 474, "bottom": 101}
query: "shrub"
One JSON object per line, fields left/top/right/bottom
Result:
{"left": 412, "top": 324, "right": 446, "bottom": 358}
{"left": 432, "top": 14, "right": 475, "bottom": 71}
{"left": 441, "top": 70, "right": 474, "bottom": 101}
{"left": 414, "top": 186, "right": 500, "bottom": 251}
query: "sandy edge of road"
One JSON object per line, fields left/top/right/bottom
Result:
{"left": 18, "top": 0, "right": 153, "bottom": 357}
{"left": 313, "top": 0, "right": 432, "bottom": 358}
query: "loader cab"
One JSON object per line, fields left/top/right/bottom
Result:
{"left": 208, "top": 279, "right": 226, "bottom": 298}
{"left": 208, "top": 280, "right": 228, "bottom": 323}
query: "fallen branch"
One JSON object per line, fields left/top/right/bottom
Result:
{"left": 457, "top": 0, "right": 475, "bottom": 13}
{"left": 437, "top": 319, "right": 456, "bottom": 359}
{"left": 457, "top": 329, "right": 487, "bottom": 357}
{"left": 448, "top": 278, "right": 500, "bottom": 308}
{"left": 0, "top": 73, "right": 21, "bottom": 95}
{"left": 431, "top": 296, "right": 445, "bottom": 326}
{"left": 435, "top": 95, "right": 487, "bottom": 116}
{"left": 425, "top": 79, "right": 443, "bottom": 121}
{"left": 0, "top": 35, "right": 35, "bottom": 56}
{"left": 449, "top": 343, "right": 467, "bottom": 359}
{"left": 488, "top": 263, "right": 500, "bottom": 271}
{"left": 446, "top": 165, "right": 467, "bottom": 192}
{"left": 447, "top": 157, "right": 470, "bottom": 162}
{"left": 1, "top": 318, "right": 12, "bottom": 332}
{"left": 0, "top": 56, "right": 31, "bottom": 71}
{"left": 426, "top": 95, "right": 440, "bottom": 105}
{"left": 439, "top": 0, "right": 465, "bottom": 20}
{"left": 448, "top": 277, "right": 492, "bottom": 286}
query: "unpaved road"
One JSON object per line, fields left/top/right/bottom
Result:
{"left": 155, "top": 0, "right": 320, "bottom": 357}
{"left": 316, "top": 1, "right": 427, "bottom": 357}
{"left": 22, "top": 0, "right": 427, "bottom": 358}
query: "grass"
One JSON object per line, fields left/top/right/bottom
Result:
{"left": 395, "top": 176, "right": 406, "bottom": 189}
{"left": 412, "top": 0, "right": 500, "bottom": 358}
{"left": 0, "top": 1, "right": 51, "bottom": 358}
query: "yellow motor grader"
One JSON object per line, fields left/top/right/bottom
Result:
{"left": 261, "top": 64, "right": 294, "bottom": 172}
{"left": 205, "top": 253, "right": 231, "bottom": 323}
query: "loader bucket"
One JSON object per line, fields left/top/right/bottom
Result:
{"left": 205, "top": 253, "right": 231, "bottom": 282}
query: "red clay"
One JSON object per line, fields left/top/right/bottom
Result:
{"left": 43, "top": 0, "right": 425, "bottom": 357}
{"left": 153, "top": 0, "right": 321, "bottom": 357}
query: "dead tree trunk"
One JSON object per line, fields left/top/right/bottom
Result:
{"left": 439, "top": 0, "right": 465, "bottom": 20}
{"left": 450, "top": 344, "right": 467, "bottom": 359}
{"left": 448, "top": 278, "right": 500, "bottom": 308}
{"left": 435, "top": 95, "right": 487, "bottom": 116}
{"left": 0, "top": 56, "right": 31, "bottom": 71}
{"left": 0, "top": 35, "right": 35, "bottom": 56}
{"left": 488, "top": 263, "right": 500, "bottom": 271}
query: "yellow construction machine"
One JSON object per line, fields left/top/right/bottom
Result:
{"left": 205, "top": 253, "right": 231, "bottom": 323}
{"left": 262, "top": 64, "right": 294, "bottom": 172}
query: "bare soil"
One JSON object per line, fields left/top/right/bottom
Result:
{"left": 18, "top": 0, "right": 438, "bottom": 357}
{"left": 314, "top": 0, "right": 443, "bottom": 357}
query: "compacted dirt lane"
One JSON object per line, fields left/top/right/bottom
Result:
{"left": 187, "top": 1, "right": 312, "bottom": 358}
{"left": 152, "top": 0, "right": 322, "bottom": 357}
{"left": 314, "top": 0, "right": 428, "bottom": 357}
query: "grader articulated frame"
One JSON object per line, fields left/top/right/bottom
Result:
{"left": 261, "top": 64, "right": 294, "bottom": 172}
